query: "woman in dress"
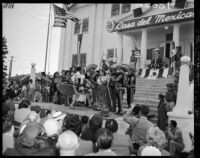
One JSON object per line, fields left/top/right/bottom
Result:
{"left": 95, "top": 69, "right": 109, "bottom": 112}
{"left": 27, "top": 79, "right": 34, "bottom": 102}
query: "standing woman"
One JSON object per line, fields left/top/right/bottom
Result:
{"left": 126, "top": 68, "right": 136, "bottom": 108}
{"left": 96, "top": 69, "right": 109, "bottom": 111}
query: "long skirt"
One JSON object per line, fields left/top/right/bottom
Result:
{"left": 27, "top": 88, "right": 34, "bottom": 102}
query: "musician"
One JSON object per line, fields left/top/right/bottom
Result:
{"left": 115, "top": 68, "right": 125, "bottom": 115}
{"left": 151, "top": 49, "right": 163, "bottom": 70}
{"left": 126, "top": 68, "right": 136, "bottom": 108}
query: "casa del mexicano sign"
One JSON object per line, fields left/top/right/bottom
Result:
{"left": 106, "top": 8, "right": 194, "bottom": 32}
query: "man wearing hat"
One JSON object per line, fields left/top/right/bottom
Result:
{"left": 165, "top": 83, "right": 176, "bottom": 112}
{"left": 130, "top": 50, "right": 137, "bottom": 69}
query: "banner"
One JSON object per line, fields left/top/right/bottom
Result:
{"left": 106, "top": 8, "right": 194, "bottom": 32}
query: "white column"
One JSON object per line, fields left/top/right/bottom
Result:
{"left": 117, "top": 32, "right": 123, "bottom": 64}
{"left": 173, "top": 24, "right": 180, "bottom": 47}
{"left": 140, "top": 29, "right": 147, "bottom": 68}
{"left": 91, "top": 4, "right": 97, "bottom": 64}
{"left": 168, "top": 56, "right": 194, "bottom": 152}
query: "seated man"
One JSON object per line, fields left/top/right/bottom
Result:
{"left": 150, "top": 49, "right": 163, "bottom": 70}
{"left": 162, "top": 120, "right": 185, "bottom": 156}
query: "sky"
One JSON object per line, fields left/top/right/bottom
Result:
{"left": 3, "top": 3, "right": 62, "bottom": 76}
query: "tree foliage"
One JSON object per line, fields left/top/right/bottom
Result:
{"left": 2, "top": 36, "right": 8, "bottom": 83}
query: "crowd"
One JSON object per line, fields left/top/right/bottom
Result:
{"left": 3, "top": 96, "right": 194, "bottom": 156}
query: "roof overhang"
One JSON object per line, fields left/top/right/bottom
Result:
{"left": 106, "top": 7, "right": 194, "bottom": 33}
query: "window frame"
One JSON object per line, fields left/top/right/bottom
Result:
{"left": 74, "top": 21, "right": 81, "bottom": 34}
{"left": 111, "top": 4, "right": 120, "bottom": 16}
{"left": 121, "top": 3, "right": 131, "bottom": 14}
{"left": 82, "top": 18, "right": 89, "bottom": 33}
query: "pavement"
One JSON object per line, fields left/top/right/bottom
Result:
{"left": 31, "top": 101, "right": 129, "bottom": 135}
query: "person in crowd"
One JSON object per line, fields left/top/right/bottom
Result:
{"left": 162, "top": 120, "right": 185, "bottom": 156}
{"left": 174, "top": 69, "right": 180, "bottom": 94}
{"left": 34, "top": 80, "right": 43, "bottom": 102}
{"left": 4, "top": 123, "right": 56, "bottom": 156}
{"left": 2, "top": 117, "right": 15, "bottom": 154}
{"left": 105, "top": 119, "right": 134, "bottom": 156}
{"left": 101, "top": 59, "right": 109, "bottom": 71}
{"left": 62, "top": 114, "right": 93, "bottom": 155}
{"left": 61, "top": 70, "right": 66, "bottom": 82}
{"left": 114, "top": 67, "right": 125, "bottom": 115}
{"left": 14, "top": 99, "right": 32, "bottom": 124}
{"left": 20, "top": 82, "right": 28, "bottom": 100}
{"left": 70, "top": 66, "right": 77, "bottom": 76}
{"left": 41, "top": 72, "right": 51, "bottom": 102}
{"left": 81, "top": 114, "right": 103, "bottom": 142}
{"left": 138, "top": 146, "right": 162, "bottom": 156}
{"left": 3, "top": 91, "right": 16, "bottom": 116}
{"left": 126, "top": 68, "right": 136, "bottom": 108}
{"left": 27, "top": 79, "right": 35, "bottom": 102}
{"left": 157, "top": 94, "right": 168, "bottom": 132}
{"left": 125, "top": 104, "right": 140, "bottom": 138}
{"left": 165, "top": 83, "right": 177, "bottom": 112}
{"left": 52, "top": 71, "right": 62, "bottom": 104}
{"left": 57, "top": 130, "right": 79, "bottom": 156}
{"left": 175, "top": 46, "right": 183, "bottom": 70}
{"left": 81, "top": 115, "right": 89, "bottom": 133}
{"left": 138, "top": 126, "right": 170, "bottom": 156}
{"left": 43, "top": 118, "right": 61, "bottom": 154}
{"left": 123, "top": 104, "right": 154, "bottom": 154}
{"left": 130, "top": 50, "right": 137, "bottom": 69}
{"left": 85, "top": 128, "right": 117, "bottom": 156}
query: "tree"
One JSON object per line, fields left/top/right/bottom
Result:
{"left": 2, "top": 36, "right": 8, "bottom": 84}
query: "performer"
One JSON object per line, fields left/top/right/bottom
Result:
{"left": 115, "top": 68, "right": 125, "bottom": 115}
{"left": 108, "top": 68, "right": 117, "bottom": 112}
{"left": 126, "top": 68, "right": 136, "bottom": 108}
{"left": 130, "top": 50, "right": 137, "bottom": 69}
{"left": 27, "top": 79, "right": 35, "bottom": 102}
{"left": 175, "top": 46, "right": 182, "bottom": 70}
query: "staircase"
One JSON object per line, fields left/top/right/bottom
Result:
{"left": 134, "top": 77, "right": 174, "bottom": 118}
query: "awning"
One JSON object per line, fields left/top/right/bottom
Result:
{"left": 106, "top": 7, "right": 194, "bottom": 33}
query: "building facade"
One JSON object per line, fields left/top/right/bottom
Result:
{"left": 58, "top": 1, "right": 194, "bottom": 71}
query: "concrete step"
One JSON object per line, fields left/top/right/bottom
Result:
{"left": 135, "top": 91, "right": 166, "bottom": 97}
{"left": 136, "top": 79, "right": 174, "bottom": 83}
{"left": 136, "top": 85, "right": 168, "bottom": 89}
{"left": 135, "top": 88, "right": 167, "bottom": 93}
{"left": 135, "top": 98, "right": 159, "bottom": 105}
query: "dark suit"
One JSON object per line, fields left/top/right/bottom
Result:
{"left": 151, "top": 57, "right": 163, "bottom": 69}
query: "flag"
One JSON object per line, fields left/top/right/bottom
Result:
{"left": 174, "top": 0, "right": 187, "bottom": 8}
{"left": 53, "top": 4, "right": 67, "bottom": 27}
{"left": 53, "top": 4, "right": 80, "bottom": 28}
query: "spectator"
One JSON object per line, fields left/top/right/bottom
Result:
{"left": 85, "top": 128, "right": 117, "bottom": 156}
{"left": 123, "top": 104, "right": 154, "bottom": 154}
{"left": 162, "top": 120, "right": 185, "bottom": 156}
{"left": 105, "top": 119, "right": 134, "bottom": 156}
{"left": 43, "top": 118, "right": 61, "bottom": 151}
{"left": 138, "top": 127, "right": 170, "bottom": 156}
{"left": 81, "top": 115, "right": 89, "bottom": 133}
{"left": 62, "top": 114, "right": 93, "bottom": 155}
{"left": 157, "top": 94, "right": 168, "bottom": 132}
{"left": 139, "top": 146, "right": 162, "bottom": 156}
{"left": 57, "top": 130, "right": 79, "bottom": 156}
{"left": 4, "top": 123, "right": 56, "bottom": 156}
{"left": 14, "top": 100, "right": 32, "bottom": 124}
{"left": 81, "top": 114, "right": 103, "bottom": 142}
{"left": 2, "top": 118, "right": 14, "bottom": 154}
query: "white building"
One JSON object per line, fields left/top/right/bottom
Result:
{"left": 58, "top": 1, "right": 194, "bottom": 71}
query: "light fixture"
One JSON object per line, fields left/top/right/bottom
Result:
{"left": 165, "top": 26, "right": 168, "bottom": 30}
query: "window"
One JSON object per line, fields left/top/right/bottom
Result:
{"left": 111, "top": 4, "right": 120, "bottom": 16}
{"left": 82, "top": 18, "right": 89, "bottom": 33}
{"left": 80, "top": 53, "right": 87, "bottom": 67}
{"left": 107, "top": 49, "right": 114, "bottom": 58}
{"left": 71, "top": 53, "right": 87, "bottom": 67}
{"left": 74, "top": 22, "right": 81, "bottom": 34}
{"left": 121, "top": 4, "right": 131, "bottom": 14}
